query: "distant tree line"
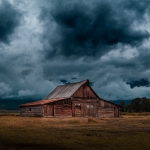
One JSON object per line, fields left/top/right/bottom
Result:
{"left": 119, "top": 97, "right": 150, "bottom": 112}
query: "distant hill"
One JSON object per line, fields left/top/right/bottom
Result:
{"left": 109, "top": 100, "right": 132, "bottom": 105}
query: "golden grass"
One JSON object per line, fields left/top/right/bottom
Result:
{"left": 0, "top": 113, "right": 150, "bottom": 150}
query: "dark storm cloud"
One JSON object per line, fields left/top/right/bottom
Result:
{"left": 60, "top": 79, "right": 70, "bottom": 84}
{"left": 40, "top": 0, "right": 150, "bottom": 58}
{"left": 20, "top": 69, "right": 33, "bottom": 77}
{"left": 123, "top": 0, "right": 150, "bottom": 18}
{"left": 0, "top": 1, "right": 22, "bottom": 43}
{"left": 1, "top": 0, "right": 150, "bottom": 100}
{"left": 126, "top": 79, "right": 150, "bottom": 88}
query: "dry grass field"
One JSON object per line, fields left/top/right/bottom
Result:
{"left": 0, "top": 113, "right": 150, "bottom": 150}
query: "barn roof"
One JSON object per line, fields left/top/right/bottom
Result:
{"left": 44, "top": 80, "right": 88, "bottom": 99}
{"left": 20, "top": 98, "right": 66, "bottom": 107}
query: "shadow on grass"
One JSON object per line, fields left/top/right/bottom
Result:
{"left": 0, "top": 138, "right": 71, "bottom": 150}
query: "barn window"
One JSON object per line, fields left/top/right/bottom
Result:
{"left": 64, "top": 99, "right": 68, "bottom": 104}
{"left": 87, "top": 104, "right": 94, "bottom": 108}
{"left": 29, "top": 108, "right": 31, "bottom": 111}
{"left": 90, "top": 104, "right": 94, "bottom": 108}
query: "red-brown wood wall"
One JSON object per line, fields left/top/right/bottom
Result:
{"left": 73, "top": 84, "right": 97, "bottom": 98}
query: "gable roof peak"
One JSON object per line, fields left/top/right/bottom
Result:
{"left": 44, "top": 79, "right": 89, "bottom": 99}
{"left": 86, "top": 79, "right": 89, "bottom": 85}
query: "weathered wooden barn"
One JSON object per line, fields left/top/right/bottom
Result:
{"left": 20, "top": 80, "right": 120, "bottom": 117}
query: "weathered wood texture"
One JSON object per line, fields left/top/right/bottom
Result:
{"left": 114, "top": 106, "right": 120, "bottom": 117}
{"left": 43, "top": 104, "right": 54, "bottom": 116}
{"left": 20, "top": 106, "right": 43, "bottom": 117}
{"left": 72, "top": 99, "right": 98, "bottom": 117}
{"left": 98, "top": 107, "right": 114, "bottom": 118}
{"left": 43, "top": 100, "right": 72, "bottom": 117}
{"left": 72, "top": 98, "right": 120, "bottom": 118}
{"left": 73, "top": 84, "right": 97, "bottom": 98}
{"left": 55, "top": 105, "right": 72, "bottom": 117}
{"left": 98, "top": 100, "right": 120, "bottom": 117}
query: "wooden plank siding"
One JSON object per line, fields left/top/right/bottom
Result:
{"left": 55, "top": 105, "right": 72, "bottom": 117}
{"left": 43, "top": 99, "right": 72, "bottom": 117}
{"left": 43, "top": 104, "right": 54, "bottom": 117}
{"left": 98, "top": 107, "right": 114, "bottom": 118}
{"left": 72, "top": 84, "right": 97, "bottom": 98}
{"left": 20, "top": 106, "right": 43, "bottom": 117}
{"left": 54, "top": 99, "right": 72, "bottom": 117}
{"left": 20, "top": 98, "right": 120, "bottom": 118}
{"left": 98, "top": 100, "right": 120, "bottom": 117}
{"left": 72, "top": 99, "right": 98, "bottom": 117}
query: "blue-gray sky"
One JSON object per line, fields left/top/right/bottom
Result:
{"left": 1, "top": 0, "right": 150, "bottom": 100}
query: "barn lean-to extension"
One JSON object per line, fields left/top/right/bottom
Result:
{"left": 20, "top": 79, "right": 120, "bottom": 117}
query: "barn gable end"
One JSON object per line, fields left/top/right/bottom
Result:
{"left": 72, "top": 83, "right": 98, "bottom": 98}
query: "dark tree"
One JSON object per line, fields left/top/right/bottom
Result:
{"left": 124, "top": 97, "right": 150, "bottom": 112}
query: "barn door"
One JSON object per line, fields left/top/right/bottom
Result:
{"left": 86, "top": 104, "right": 94, "bottom": 117}
{"left": 46, "top": 105, "right": 54, "bottom": 116}
{"left": 75, "top": 105, "right": 81, "bottom": 117}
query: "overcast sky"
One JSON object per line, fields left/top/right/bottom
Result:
{"left": 1, "top": 0, "right": 150, "bottom": 100}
